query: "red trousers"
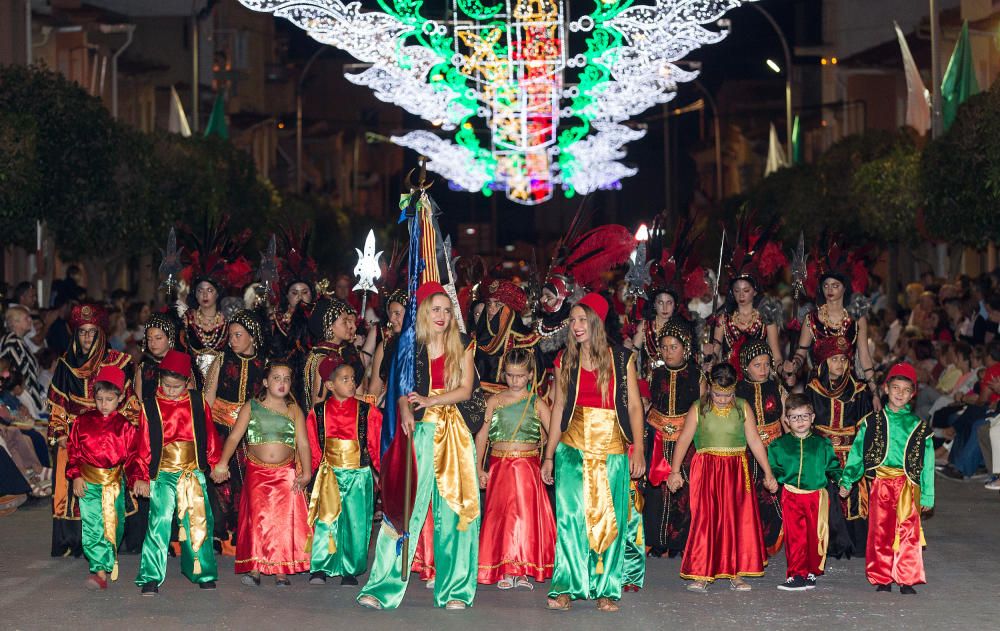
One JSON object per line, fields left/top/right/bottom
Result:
{"left": 780, "top": 487, "right": 826, "bottom": 578}
{"left": 866, "top": 475, "right": 925, "bottom": 586}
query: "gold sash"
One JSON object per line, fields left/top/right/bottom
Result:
{"left": 560, "top": 405, "right": 626, "bottom": 573}
{"left": 159, "top": 441, "right": 208, "bottom": 573}
{"left": 80, "top": 463, "right": 123, "bottom": 581}
{"left": 783, "top": 484, "right": 830, "bottom": 571}
{"left": 306, "top": 438, "right": 362, "bottom": 553}
{"left": 423, "top": 389, "right": 480, "bottom": 532}
{"left": 875, "top": 466, "right": 926, "bottom": 550}
{"left": 491, "top": 448, "right": 540, "bottom": 459}
{"left": 648, "top": 408, "right": 685, "bottom": 440}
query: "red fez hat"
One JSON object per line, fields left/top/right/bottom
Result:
{"left": 94, "top": 365, "right": 126, "bottom": 392}
{"left": 318, "top": 354, "right": 347, "bottom": 383}
{"left": 577, "top": 292, "right": 609, "bottom": 321}
{"left": 813, "top": 335, "right": 852, "bottom": 364}
{"left": 416, "top": 281, "right": 446, "bottom": 306}
{"left": 887, "top": 362, "right": 918, "bottom": 389}
{"left": 160, "top": 349, "right": 192, "bottom": 379}
{"left": 70, "top": 303, "right": 109, "bottom": 332}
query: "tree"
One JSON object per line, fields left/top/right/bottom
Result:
{"left": 0, "top": 112, "right": 40, "bottom": 248}
{"left": 851, "top": 131, "right": 922, "bottom": 246}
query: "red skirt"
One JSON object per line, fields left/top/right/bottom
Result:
{"left": 681, "top": 451, "right": 766, "bottom": 581}
{"left": 235, "top": 456, "right": 311, "bottom": 575}
{"left": 477, "top": 452, "right": 555, "bottom": 584}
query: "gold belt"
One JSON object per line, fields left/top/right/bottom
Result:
{"left": 699, "top": 448, "right": 751, "bottom": 493}
{"left": 424, "top": 389, "right": 480, "bottom": 531}
{"left": 560, "top": 406, "right": 625, "bottom": 573}
{"left": 159, "top": 441, "right": 208, "bottom": 573}
{"left": 648, "top": 409, "right": 685, "bottom": 441}
{"left": 211, "top": 399, "right": 242, "bottom": 429}
{"left": 491, "top": 448, "right": 540, "bottom": 459}
{"left": 80, "top": 463, "right": 123, "bottom": 580}
{"left": 323, "top": 438, "right": 361, "bottom": 469}
{"left": 246, "top": 452, "right": 295, "bottom": 468}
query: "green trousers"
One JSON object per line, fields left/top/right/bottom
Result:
{"left": 135, "top": 469, "right": 218, "bottom": 586}
{"left": 311, "top": 467, "right": 374, "bottom": 578}
{"left": 548, "top": 442, "right": 629, "bottom": 601}
{"left": 622, "top": 480, "right": 646, "bottom": 588}
{"left": 358, "top": 422, "right": 479, "bottom": 609}
{"left": 78, "top": 481, "right": 125, "bottom": 575}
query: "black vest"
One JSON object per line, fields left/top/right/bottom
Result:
{"left": 861, "top": 409, "right": 929, "bottom": 486}
{"left": 312, "top": 398, "right": 371, "bottom": 469}
{"left": 143, "top": 390, "right": 209, "bottom": 477}
{"left": 559, "top": 344, "right": 634, "bottom": 444}
{"left": 412, "top": 332, "right": 485, "bottom": 434}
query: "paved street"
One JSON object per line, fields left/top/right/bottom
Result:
{"left": 2, "top": 477, "right": 999, "bottom": 631}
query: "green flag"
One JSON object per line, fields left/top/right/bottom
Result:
{"left": 791, "top": 115, "right": 802, "bottom": 165}
{"left": 204, "top": 93, "right": 229, "bottom": 139}
{"left": 941, "top": 20, "right": 980, "bottom": 132}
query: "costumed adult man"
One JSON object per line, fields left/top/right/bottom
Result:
{"left": 47, "top": 303, "right": 136, "bottom": 557}
{"left": 473, "top": 279, "right": 537, "bottom": 391}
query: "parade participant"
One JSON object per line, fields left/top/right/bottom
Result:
{"left": 203, "top": 310, "right": 267, "bottom": 555}
{"left": 643, "top": 319, "right": 704, "bottom": 558}
{"left": 839, "top": 363, "right": 934, "bottom": 594}
{"left": 475, "top": 348, "right": 554, "bottom": 589}
{"left": 704, "top": 227, "right": 786, "bottom": 379}
{"left": 533, "top": 274, "right": 580, "bottom": 402}
{"left": 767, "top": 393, "right": 841, "bottom": 591}
{"left": 784, "top": 242, "right": 876, "bottom": 395}
{"left": 48, "top": 303, "right": 135, "bottom": 557}
{"left": 365, "top": 288, "right": 407, "bottom": 401}
{"left": 630, "top": 287, "right": 679, "bottom": 377}
{"left": 212, "top": 361, "right": 312, "bottom": 585}
{"left": 804, "top": 335, "right": 874, "bottom": 557}
{"left": 540, "top": 293, "right": 645, "bottom": 613}
{"left": 181, "top": 277, "right": 229, "bottom": 385}
{"left": 304, "top": 298, "right": 364, "bottom": 410}
{"left": 306, "top": 357, "right": 382, "bottom": 585}
{"left": 666, "top": 363, "right": 778, "bottom": 593}
{"left": 270, "top": 232, "right": 317, "bottom": 364}
{"left": 358, "top": 282, "right": 479, "bottom": 611}
{"left": 65, "top": 366, "right": 144, "bottom": 590}
{"left": 134, "top": 313, "right": 179, "bottom": 401}
{"left": 135, "top": 350, "right": 220, "bottom": 595}
{"left": 473, "top": 280, "right": 537, "bottom": 391}
{"left": 736, "top": 341, "right": 787, "bottom": 555}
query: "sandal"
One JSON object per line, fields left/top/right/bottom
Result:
{"left": 497, "top": 576, "right": 515, "bottom": 590}
{"left": 275, "top": 576, "right": 291, "bottom": 586}
{"left": 596, "top": 597, "right": 619, "bottom": 612}
{"left": 546, "top": 594, "right": 571, "bottom": 611}
{"left": 686, "top": 580, "right": 709, "bottom": 593}
{"left": 514, "top": 576, "right": 534, "bottom": 591}
{"left": 445, "top": 600, "right": 467, "bottom": 610}
{"left": 729, "top": 578, "right": 751, "bottom": 592}
{"left": 358, "top": 595, "right": 383, "bottom": 610}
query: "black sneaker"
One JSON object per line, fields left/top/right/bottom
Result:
{"left": 777, "top": 576, "right": 809, "bottom": 591}
{"left": 199, "top": 581, "right": 217, "bottom": 590}
{"left": 141, "top": 582, "right": 159, "bottom": 596}
{"left": 937, "top": 465, "right": 967, "bottom": 481}
{"left": 340, "top": 575, "right": 359, "bottom": 586}
{"left": 805, "top": 574, "right": 817, "bottom": 589}
{"left": 309, "top": 572, "right": 327, "bottom": 585}
{"left": 876, "top": 584, "right": 892, "bottom": 592}
{"left": 899, "top": 585, "right": 917, "bottom": 595}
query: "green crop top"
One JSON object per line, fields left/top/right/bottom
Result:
{"left": 693, "top": 397, "right": 748, "bottom": 451}
{"left": 488, "top": 394, "right": 541, "bottom": 444}
{"left": 246, "top": 400, "right": 296, "bottom": 447}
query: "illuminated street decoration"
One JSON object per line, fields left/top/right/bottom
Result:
{"left": 238, "top": 0, "right": 756, "bottom": 205}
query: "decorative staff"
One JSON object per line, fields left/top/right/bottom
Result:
{"left": 158, "top": 227, "right": 184, "bottom": 301}
{"left": 703, "top": 228, "right": 726, "bottom": 365}
{"left": 353, "top": 229, "right": 383, "bottom": 319}
{"left": 256, "top": 235, "right": 279, "bottom": 308}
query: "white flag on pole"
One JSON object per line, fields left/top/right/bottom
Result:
{"left": 168, "top": 85, "right": 192, "bottom": 137}
{"left": 764, "top": 123, "right": 788, "bottom": 176}
{"left": 895, "top": 21, "right": 931, "bottom": 135}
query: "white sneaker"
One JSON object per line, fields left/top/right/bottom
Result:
{"left": 425, "top": 578, "right": 435, "bottom": 590}
{"left": 984, "top": 475, "right": 1000, "bottom": 490}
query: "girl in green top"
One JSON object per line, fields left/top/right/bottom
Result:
{"left": 475, "top": 348, "right": 555, "bottom": 590}
{"left": 667, "top": 363, "right": 778, "bottom": 592}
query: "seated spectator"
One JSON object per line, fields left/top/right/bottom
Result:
{"left": 909, "top": 291, "right": 938, "bottom": 337}
{"left": 939, "top": 341, "right": 1000, "bottom": 480}
{"left": 0, "top": 305, "right": 47, "bottom": 414}
{"left": 883, "top": 306, "right": 905, "bottom": 352}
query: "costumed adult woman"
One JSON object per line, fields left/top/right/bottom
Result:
{"left": 540, "top": 293, "right": 645, "bottom": 613}
{"left": 180, "top": 275, "right": 229, "bottom": 387}
{"left": 736, "top": 341, "right": 787, "bottom": 556}
{"left": 703, "top": 229, "right": 786, "bottom": 380}
{"left": 303, "top": 298, "right": 364, "bottom": 411}
{"left": 125, "top": 312, "right": 180, "bottom": 553}
{"left": 269, "top": 233, "right": 317, "bottom": 366}
{"left": 783, "top": 244, "right": 877, "bottom": 402}
{"left": 358, "top": 282, "right": 481, "bottom": 611}
{"left": 532, "top": 274, "right": 579, "bottom": 403}
{"left": 631, "top": 287, "right": 679, "bottom": 376}
{"left": 667, "top": 363, "right": 777, "bottom": 592}
{"left": 643, "top": 319, "right": 704, "bottom": 558}
{"left": 204, "top": 310, "right": 267, "bottom": 555}
{"left": 212, "top": 361, "right": 312, "bottom": 585}
{"left": 47, "top": 304, "right": 136, "bottom": 557}
{"left": 473, "top": 280, "right": 537, "bottom": 392}
{"left": 365, "top": 288, "right": 407, "bottom": 402}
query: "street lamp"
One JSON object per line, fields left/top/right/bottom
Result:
{"left": 750, "top": 4, "right": 793, "bottom": 159}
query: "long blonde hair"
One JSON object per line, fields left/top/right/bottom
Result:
{"left": 560, "top": 304, "right": 612, "bottom": 405}
{"left": 415, "top": 292, "right": 465, "bottom": 391}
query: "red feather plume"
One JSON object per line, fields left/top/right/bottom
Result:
{"left": 553, "top": 225, "right": 636, "bottom": 290}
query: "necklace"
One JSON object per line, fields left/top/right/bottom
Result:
{"left": 818, "top": 304, "right": 850, "bottom": 335}
{"left": 536, "top": 319, "right": 567, "bottom": 337}
{"left": 731, "top": 308, "right": 761, "bottom": 331}
{"left": 186, "top": 310, "right": 226, "bottom": 349}
{"left": 712, "top": 400, "right": 735, "bottom": 415}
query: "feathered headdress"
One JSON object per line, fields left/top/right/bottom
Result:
{"left": 725, "top": 215, "right": 787, "bottom": 290}
{"left": 806, "top": 236, "right": 871, "bottom": 299}
{"left": 270, "top": 224, "right": 319, "bottom": 304}
{"left": 178, "top": 215, "right": 254, "bottom": 295}
{"left": 647, "top": 215, "right": 705, "bottom": 303}
{"left": 549, "top": 224, "right": 637, "bottom": 291}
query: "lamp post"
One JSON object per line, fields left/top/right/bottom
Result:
{"left": 297, "top": 45, "right": 329, "bottom": 194}
{"left": 750, "top": 4, "right": 792, "bottom": 158}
